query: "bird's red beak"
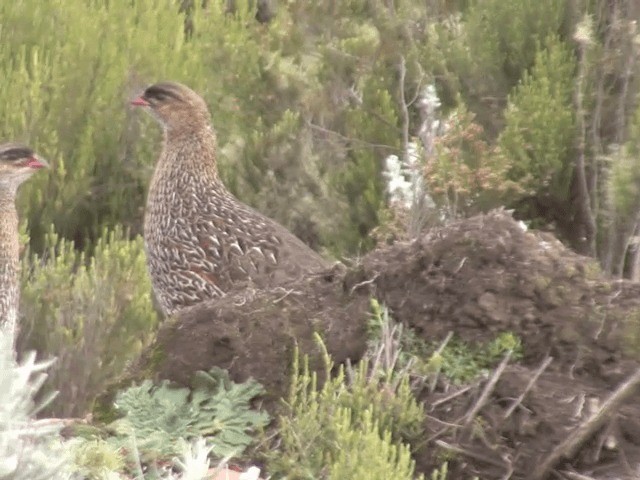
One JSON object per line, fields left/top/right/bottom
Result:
{"left": 131, "top": 96, "right": 150, "bottom": 107}
{"left": 26, "top": 155, "right": 48, "bottom": 169}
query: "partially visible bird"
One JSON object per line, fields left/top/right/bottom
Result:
{"left": 0, "top": 143, "right": 48, "bottom": 344}
{"left": 132, "top": 81, "right": 328, "bottom": 316}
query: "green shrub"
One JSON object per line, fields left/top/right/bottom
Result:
{"left": 266, "top": 333, "right": 424, "bottom": 479}
{"left": 327, "top": 407, "right": 421, "bottom": 480}
{"left": 17, "top": 226, "right": 158, "bottom": 418}
{"left": 498, "top": 35, "right": 576, "bottom": 198}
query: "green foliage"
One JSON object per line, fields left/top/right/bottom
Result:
{"left": 498, "top": 36, "right": 576, "bottom": 197}
{"left": 68, "top": 438, "right": 124, "bottom": 480}
{"left": 0, "top": 0, "right": 213, "bottom": 251}
{"left": 266, "top": 333, "right": 424, "bottom": 479}
{"left": 327, "top": 408, "right": 420, "bottom": 480}
{"left": 68, "top": 435, "right": 219, "bottom": 480}
{"left": 331, "top": 82, "right": 399, "bottom": 252}
{"left": 368, "top": 298, "right": 522, "bottom": 384}
{"left": 0, "top": 0, "right": 584, "bottom": 258}
{"left": 429, "top": 333, "right": 523, "bottom": 384}
{"left": 465, "top": 0, "right": 567, "bottom": 81}
{"left": 18, "top": 226, "right": 158, "bottom": 417}
{"left": 0, "top": 331, "right": 69, "bottom": 480}
{"left": 112, "top": 368, "right": 269, "bottom": 461}
{"left": 608, "top": 103, "right": 640, "bottom": 216}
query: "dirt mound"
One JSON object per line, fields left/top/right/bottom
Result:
{"left": 353, "top": 209, "right": 640, "bottom": 383}
{"left": 132, "top": 209, "right": 640, "bottom": 479}
{"left": 136, "top": 267, "right": 370, "bottom": 406}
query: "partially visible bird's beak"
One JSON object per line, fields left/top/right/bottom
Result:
{"left": 26, "top": 155, "right": 48, "bottom": 169}
{"left": 131, "top": 96, "right": 150, "bottom": 107}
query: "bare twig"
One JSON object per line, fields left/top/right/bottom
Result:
{"left": 531, "top": 367, "right": 640, "bottom": 480}
{"left": 499, "top": 461, "right": 514, "bottom": 480}
{"left": 272, "top": 288, "right": 295, "bottom": 304}
{"left": 348, "top": 273, "right": 380, "bottom": 294}
{"left": 502, "top": 356, "right": 553, "bottom": 420}
{"left": 559, "top": 471, "right": 599, "bottom": 480}
{"left": 463, "top": 350, "right": 512, "bottom": 427}
{"left": 428, "top": 331, "right": 454, "bottom": 392}
{"left": 434, "top": 440, "right": 507, "bottom": 469}
{"left": 306, "top": 121, "right": 400, "bottom": 153}
{"left": 30, "top": 417, "right": 87, "bottom": 429}
{"left": 430, "top": 383, "right": 475, "bottom": 407}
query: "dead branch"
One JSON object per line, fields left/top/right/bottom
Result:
{"left": 434, "top": 439, "right": 508, "bottom": 470}
{"left": 463, "top": 350, "right": 512, "bottom": 427}
{"left": 348, "top": 273, "right": 380, "bottom": 294}
{"left": 531, "top": 367, "right": 640, "bottom": 480}
{"left": 430, "top": 383, "right": 475, "bottom": 407}
{"left": 559, "top": 471, "right": 598, "bottom": 480}
{"left": 502, "top": 356, "right": 553, "bottom": 420}
{"left": 429, "top": 331, "right": 454, "bottom": 392}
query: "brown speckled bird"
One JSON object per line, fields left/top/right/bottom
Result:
{"left": 0, "top": 144, "right": 47, "bottom": 342}
{"left": 132, "top": 82, "right": 328, "bottom": 316}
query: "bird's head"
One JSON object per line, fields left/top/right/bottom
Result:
{"left": 131, "top": 82, "right": 212, "bottom": 134}
{"left": 0, "top": 143, "right": 48, "bottom": 191}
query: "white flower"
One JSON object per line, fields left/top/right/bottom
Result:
{"left": 239, "top": 466, "right": 261, "bottom": 480}
{"left": 573, "top": 15, "right": 593, "bottom": 46}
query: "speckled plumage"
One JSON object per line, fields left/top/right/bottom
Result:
{"left": 135, "top": 82, "right": 328, "bottom": 316}
{"left": 0, "top": 143, "right": 47, "bottom": 344}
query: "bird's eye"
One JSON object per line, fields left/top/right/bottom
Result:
{"left": 143, "top": 84, "right": 182, "bottom": 104}
{"left": 0, "top": 147, "right": 33, "bottom": 162}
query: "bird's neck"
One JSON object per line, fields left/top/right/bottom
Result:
{"left": 0, "top": 188, "right": 20, "bottom": 341}
{"left": 160, "top": 126, "right": 221, "bottom": 184}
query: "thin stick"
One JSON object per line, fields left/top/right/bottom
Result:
{"left": 431, "top": 382, "right": 475, "bottom": 407}
{"left": 348, "top": 273, "right": 380, "bottom": 294}
{"left": 559, "top": 471, "right": 598, "bottom": 480}
{"left": 502, "top": 356, "right": 553, "bottom": 420}
{"left": 463, "top": 350, "right": 512, "bottom": 427}
{"left": 531, "top": 367, "right": 640, "bottom": 480}
{"left": 429, "top": 331, "right": 454, "bottom": 392}
{"left": 434, "top": 440, "right": 506, "bottom": 469}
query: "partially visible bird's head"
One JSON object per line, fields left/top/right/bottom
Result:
{"left": 131, "top": 82, "right": 212, "bottom": 133}
{"left": 0, "top": 143, "right": 48, "bottom": 191}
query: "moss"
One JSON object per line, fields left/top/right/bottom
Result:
{"left": 583, "top": 260, "right": 603, "bottom": 281}
{"left": 144, "top": 342, "right": 167, "bottom": 377}
{"left": 622, "top": 308, "right": 640, "bottom": 357}
{"left": 533, "top": 275, "right": 552, "bottom": 291}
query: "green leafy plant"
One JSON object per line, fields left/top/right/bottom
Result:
{"left": 112, "top": 368, "right": 269, "bottom": 461}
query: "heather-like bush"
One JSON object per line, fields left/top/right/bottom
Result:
{"left": 17, "top": 226, "right": 158, "bottom": 417}
{"left": 266, "top": 326, "right": 425, "bottom": 479}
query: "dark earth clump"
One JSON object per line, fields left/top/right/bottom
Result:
{"left": 132, "top": 209, "right": 640, "bottom": 479}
